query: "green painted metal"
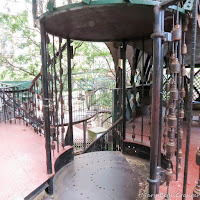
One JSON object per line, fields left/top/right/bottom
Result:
{"left": 82, "top": 0, "right": 91, "bottom": 4}
{"left": 47, "top": 0, "right": 56, "bottom": 11}
{"left": 0, "top": 81, "right": 31, "bottom": 90}
{"left": 183, "top": 0, "right": 194, "bottom": 11}
{"left": 44, "top": 0, "right": 187, "bottom": 17}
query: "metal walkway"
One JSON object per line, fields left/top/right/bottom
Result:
{"left": 52, "top": 151, "right": 141, "bottom": 200}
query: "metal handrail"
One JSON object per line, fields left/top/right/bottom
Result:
{"left": 84, "top": 116, "right": 122, "bottom": 153}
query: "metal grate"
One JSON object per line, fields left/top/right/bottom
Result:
{"left": 193, "top": 70, "right": 200, "bottom": 101}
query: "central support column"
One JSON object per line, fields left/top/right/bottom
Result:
{"left": 148, "top": 6, "right": 162, "bottom": 199}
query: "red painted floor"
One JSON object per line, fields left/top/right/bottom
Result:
{"left": 1, "top": 117, "right": 199, "bottom": 200}
{"left": 125, "top": 119, "right": 200, "bottom": 200}
{"left": 0, "top": 122, "right": 72, "bottom": 200}
{"left": 157, "top": 124, "right": 200, "bottom": 200}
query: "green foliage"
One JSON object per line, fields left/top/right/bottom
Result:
{"left": 0, "top": 4, "right": 41, "bottom": 81}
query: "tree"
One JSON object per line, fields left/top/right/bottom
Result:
{"left": 0, "top": 1, "right": 41, "bottom": 81}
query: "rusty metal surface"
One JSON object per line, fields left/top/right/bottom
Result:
{"left": 53, "top": 151, "right": 140, "bottom": 200}
{"left": 41, "top": 4, "right": 155, "bottom": 41}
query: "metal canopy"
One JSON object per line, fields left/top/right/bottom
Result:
{"left": 40, "top": 1, "right": 184, "bottom": 42}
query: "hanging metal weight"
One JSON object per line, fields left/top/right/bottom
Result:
{"left": 167, "top": 128, "right": 175, "bottom": 139}
{"left": 182, "top": 43, "right": 187, "bottom": 55}
{"left": 168, "top": 110, "right": 177, "bottom": 128}
{"left": 181, "top": 87, "right": 186, "bottom": 98}
{"left": 166, "top": 139, "right": 175, "bottom": 157}
{"left": 180, "top": 108, "right": 184, "bottom": 118}
{"left": 170, "top": 84, "right": 178, "bottom": 101}
{"left": 178, "top": 149, "right": 182, "bottom": 159}
{"left": 179, "top": 128, "right": 183, "bottom": 139}
{"left": 165, "top": 167, "right": 173, "bottom": 183}
{"left": 181, "top": 66, "right": 187, "bottom": 76}
{"left": 170, "top": 57, "right": 181, "bottom": 73}
{"left": 172, "top": 24, "right": 182, "bottom": 41}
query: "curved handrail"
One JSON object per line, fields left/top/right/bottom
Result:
{"left": 84, "top": 116, "right": 122, "bottom": 153}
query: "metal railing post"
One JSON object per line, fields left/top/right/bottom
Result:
{"left": 40, "top": 21, "right": 52, "bottom": 174}
{"left": 148, "top": 6, "right": 162, "bottom": 199}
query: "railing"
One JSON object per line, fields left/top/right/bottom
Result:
{"left": 0, "top": 88, "right": 43, "bottom": 129}
{"left": 84, "top": 117, "right": 122, "bottom": 153}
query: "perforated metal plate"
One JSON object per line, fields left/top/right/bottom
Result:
{"left": 53, "top": 151, "right": 141, "bottom": 200}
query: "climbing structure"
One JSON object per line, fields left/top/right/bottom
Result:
{"left": 0, "top": 0, "right": 200, "bottom": 199}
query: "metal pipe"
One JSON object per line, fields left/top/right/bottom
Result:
{"left": 157, "top": 9, "right": 165, "bottom": 169}
{"left": 53, "top": 36, "right": 59, "bottom": 153}
{"left": 182, "top": 0, "right": 198, "bottom": 198}
{"left": 67, "top": 39, "right": 73, "bottom": 146}
{"left": 148, "top": 6, "right": 162, "bottom": 199}
{"left": 122, "top": 41, "right": 126, "bottom": 142}
{"left": 40, "top": 22, "right": 52, "bottom": 174}
{"left": 141, "top": 39, "right": 144, "bottom": 143}
{"left": 176, "top": 17, "right": 182, "bottom": 181}
{"left": 83, "top": 121, "right": 87, "bottom": 151}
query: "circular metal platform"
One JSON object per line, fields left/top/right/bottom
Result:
{"left": 40, "top": 1, "right": 183, "bottom": 42}
{"left": 53, "top": 151, "right": 146, "bottom": 200}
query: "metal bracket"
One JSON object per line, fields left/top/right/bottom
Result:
{"left": 147, "top": 175, "right": 161, "bottom": 184}
{"left": 183, "top": 0, "right": 194, "bottom": 11}
{"left": 163, "top": 32, "right": 172, "bottom": 42}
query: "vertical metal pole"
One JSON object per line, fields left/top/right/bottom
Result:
{"left": 40, "top": 22, "right": 52, "bottom": 174}
{"left": 141, "top": 39, "right": 144, "bottom": 143}
{"left": 67, "top": 39, "right": 73, "bottom": 146}
{"left": 157, "top": 10, "right": 165, "bottom": 193}
{"left": 122, "top": 41, "right": 126, "bottom": 142}
{"left": 83, "top": 121, "right": 87, "bottom": 151}
{"left": 53, "top": 36, "right": 59, "bottom": 153}
{"left": 148, "top": 6, "right": 162, "bottom": 199}
{"left": 176, "top": 17, "right": 182, "bottom": 181}
{"left": 182, "top": 0, "right": 198, "bottom": 198}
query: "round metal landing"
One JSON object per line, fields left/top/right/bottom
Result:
{"left": 40, "top": 2, "right": 183, "bottom": 42}
{"left": 52, "top": 151, "right": 145, "bottom": 200}
{"left": 41, "top": 3, "right": 154, "bottom": 41}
